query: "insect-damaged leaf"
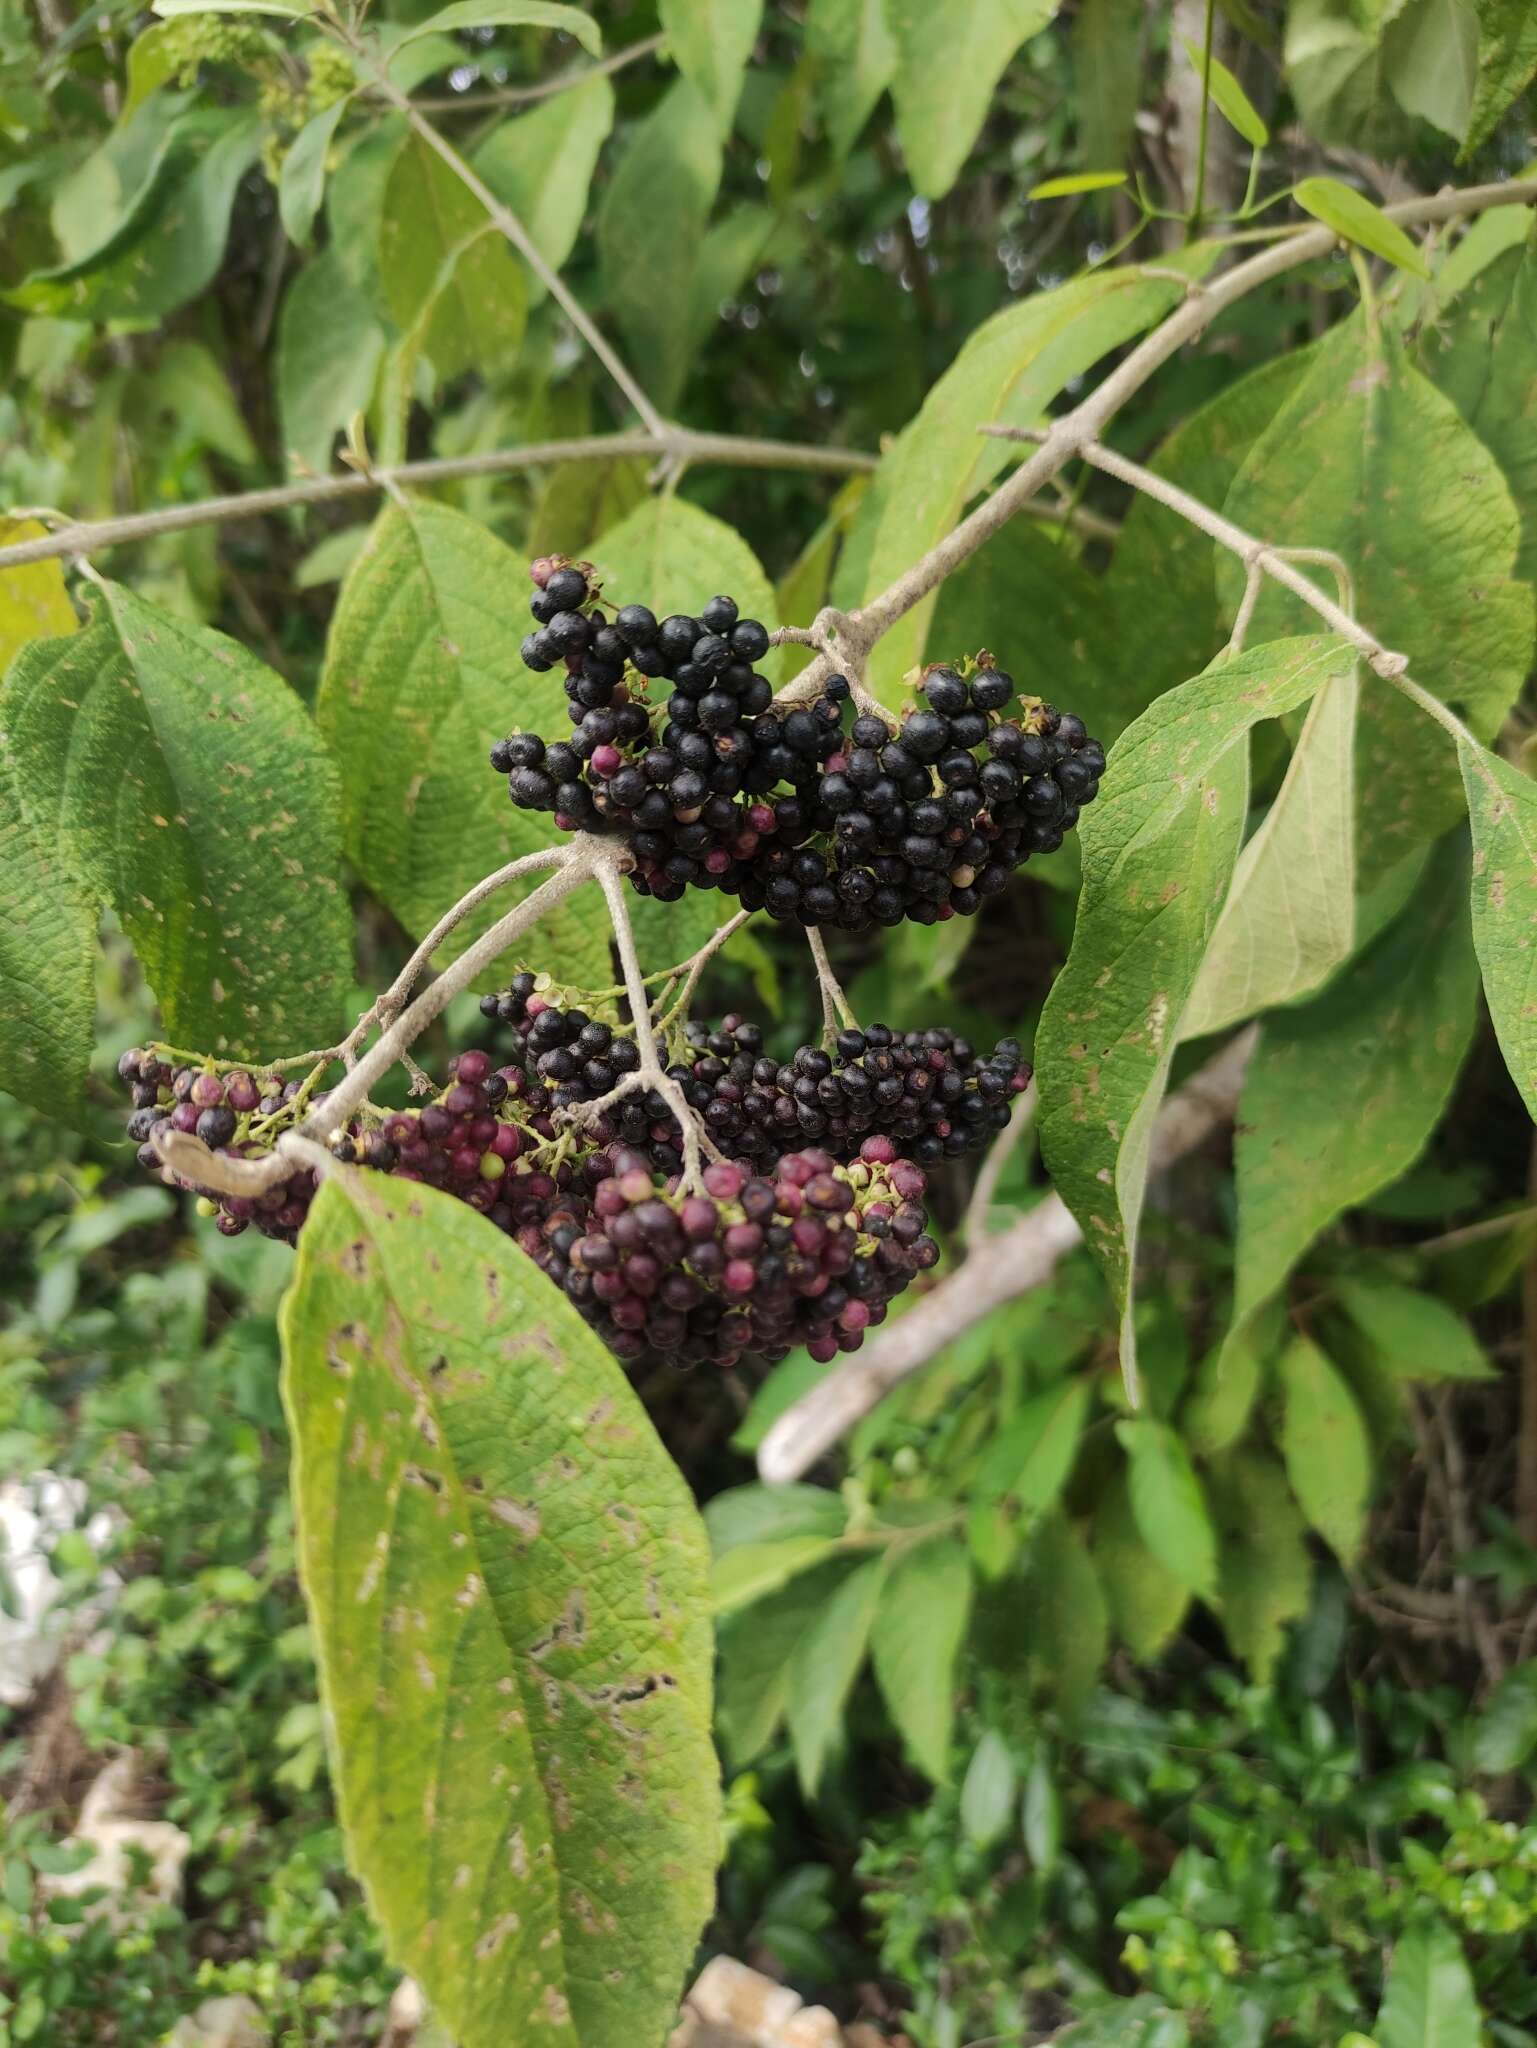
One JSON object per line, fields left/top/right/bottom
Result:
{"left": 281, "top": 1172, "right": 719, "bottom": 2048}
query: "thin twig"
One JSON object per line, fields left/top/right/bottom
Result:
{"left": 806, "top": 927, "right": 857, "bottom": 1043}
{"left": 0, "top": 431, "right": 875, "bottom": 571}
{"left": 962, "top": 1083, "right": 1037, "bottom": 1253}
{"left": 655, "top": 909, "right": 753, "bottom": 1031}
{"left": 407, "top": 31, "right": 662, "bottom": 112}
{"left": 757, "top": 1028, "right": 1257, "bottom": 1483}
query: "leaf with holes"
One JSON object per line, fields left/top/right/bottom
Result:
{"left": 1219, "top": 318, "right": 1534, "bottom": 884}
{"left": 316, "top": 498, "right": 607, "bottom": 991}
{"left": 1462, "top": 738, "right": 1537, "bottom": 1119}
{"left": 1036, "top": 636, "right": 1353, "bottom": 1399}
{"left": 886, "top": 0, "right": 1057, "bottom": 198}
{"left": 0, "top": 582, "right": 348, "bottom": 1056}
{"left": 280, "top": 1171, "right": 718, "bottom": 2048}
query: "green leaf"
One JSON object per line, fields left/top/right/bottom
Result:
{"left": 278, "top": 99, "right": 347, "bottom": 248}
{"left": 473, "top": 77, "right": 615, "bottom": 297}
{"left": 966, "top": 1377, "right": 1090, "bottom": 1572}
{"left": 1024, "top": 1512, "right": 1108, "bottom": 1721}
{"left": 805, "top": 0, "right": 896, "bottom": 158}
{"left": 1277, "top": 1336, "right": 1372, "bottom": 1563}
{"left": 712, "top": 1536, "right": 844, "bottom": 1614}
{"left": 658, "top": 0, "right": 763, "bottom": 133}
{"left": 869, "top": 1538, "right": 973, "bottom": 1783}
{"left": 775, "top": 474, "right": 872, "bottom": 633}
{"left": 1092, "top": 1471, "right": 1191, "bottom": 1663}
{"left": 1377, "top": 1921, "right": 1481, "bottom": 2048}
{"left": 595, "top": 79, "right": 722, "bottom": 413}
{"left": 1179, "top": 34, "right": 1269, "bottom": 144}
{"left": 391, "top": 1, "right": 601, "bottom": 52}
{"left": 1383, "top": 0, "right": 1479, "bottom": 141}
{"left": 1422, "top": 229, "right": 1537, "bottom": 592}
{"left": 153, "top": 0, "right": 303, "bottom": 14}
{"left": 860, "top": 258, "right": 1209, "bottom": 701}
{"left": 281, "top": 1170, "right": 717, "bottom": 2048}
{"left": 1295, "top": 175, "right": 1430, "bottom": 278}
{"left": 1028, "top": 171, "right": 1129, "bottom": 197}
{"left": 886, "top": 0, "right": 1057, "bottom": 199}
{"left": 1285, "top": 0, "right": 1412, "bottom": 151}
{"left": 716, "top": 1560, "right": 847, "bottom": 1765}
{"left": 1037, "top": 636, "right": 1353, "bottom": 1397}
{"left": 1461, "top": 0, "right": 1537, "bottom": 153}
{"left": 1022, "top": 1753, "right": 1062, "bottom": 1873}
{"left": 0, "top": 748, "right": 95, "bottom": 1119}
{"left": 315, "top": 498, "right": 607, "bottom": 993}
{"left": 1226, "top": 839, "right": 1480, "bottom": 1345}
{"left": 1221, "top": 321, "right": 1534, "bottom": 882}
{"left": 379, "top": 135, "right": 526, "bottom": 380}
{"left": 1462, "top": 739, "right": 1537, "bottom": 1118}
{"left": 959, "top": 1729, "right": 1017, "bottom": 1847}
{"left": 587, "top": 497, "right": 776, "bottom": 647}
{"left": 1060, "top": 1999, "right": 1192, "bottom": 2048}
{"left": 1207, "top": 1451, "right": 1314, "bottom": 1683}
{"left": 276, "top": 250, "right": 385, "bottom": 478}
{"left": 786, "top": 1555, "right": 885, "bottom": 1796}
{"left": 1182, "top": 1299, "right": 1284, "bottom": 1456}
{"left": 1181, "top": 661, "right": 1359, "bottom": 1038}
{"left": 527, "top": 457, "right": 649, "bottom": 564}
{"left": 327, "top": 118, "right": 407, "bottom": 324}
{"left": 1, "top": 583, "right": 348, "bottom": 1056}
{"left": 1116, "top": 1420, "right": 1218, "bottom": 1600}
{"left": 1470, "top": 1658, "right": 1537, "bottom": 1774}
{"left": 9, "top": 110, "right": 261, "bottom": 324}
{"left": 1335, "top": 1278, "right": 1494, "bottom": 1382}
{"left": 705, "top": 1482, "right": 847, "bottom": 1555}
{"left": 1073, "top": 0, "right": 1143, "bottom": 173}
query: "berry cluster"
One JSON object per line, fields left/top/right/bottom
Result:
{"left": 493, "top": 561, "right": 1104, "bottom": 929}
{"left": 483, "top": 977, "right": 1030, "bottom": 1172}
{"left": 115, "top": 1039, "right": 936, "bottom": 1375}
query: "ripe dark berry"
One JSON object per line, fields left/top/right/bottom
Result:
{"left": 922, "top": 668, "right": 967, "bottom": 715}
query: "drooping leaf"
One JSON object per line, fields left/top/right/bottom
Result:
{"left": 1073, "top": 0, "right": 1143, "bottom": 172}
{"left": 1462, "top": 739, "right": 1537, "bottom": 1119}
{"left": 786, "top": 1555, "right": 886, "bottom": 1796}
{"left": 805, "top": 0, "right": 896, "bottom": 158}
{"left": 1220, "top": 319, "right": 1535, "bottom": 883}
{"left": 966, "top": 1377, "right": 1091, "bottom": 1573}
{"left": 712, "top": 1535, "right": 844, "bottom": 1614}
{"left": 658, "top": 0, "right": 764, "bottom": 133}
{"left": 1277, "top": 1336, "right": 1372, "bottom": 1563}
{"left": 279, "top": 99, "right": 348, "bottom": 247}
{"left": 1116, "top": 1419, "right": 1218, "bottom": 1599}
{"left": 1092, "top": 1471, "right": 1191, "bottom": 1663}
{"left": 704, "top": 1481, "right": 848, "bottom": 1554}
{"left": 1037, "top": 637, "right": 1354, "bottom": 1397}
{"left": 886, "top": 0, "right": 1057, "bottom": 199}
{"left": 389, "top": 0, "right": 601, "bottom": 52}
{"left": 1470, "top": 1658, "right": 1537, "bottom": 1774}
{"left": 281, "top": 1171, "right": 717, "bottom": 2048}
{"left": 1, "top": 583, "right": 349, "bottom": 1056}
{"left": 860, "top": 255, "right": 1210, "bottom": 702}
{"left": 379, "top": 135, "right": 527, "bottom": 380}
{"left": 1383, "top": 0, "right": 1478, "bottom": 141}
{"left": 1377, "top": 1921, "right": 1481, "bottom": 2048}
{"left": 1181, "top": 661, "right": 1358, "bottom": 1038}
{"left": 959, "top": 1728, "right": 1017, "bottom": 1847}
{"left": 276, "top": 250, "right": 386, "bottom": 479}
{"left": 595, "top": 79, "right": 722, "bottom": 412}
{"left": 715, "top": 1560, "right": 849, "bottom": 1765}
{"left": 869, "top": 1537, "right": 973, "bottom": 1782}
{"left": 1422, "top": 228, "right": 1537, "bottom": 592}
{"left": 315, "top": 498, "right": 608, "bottom": 990}
{"left": 1335, "top": 1278, "right": 1495, "bottom": 1382}
{"left": 1206, "top": 1451, "right": 1314, "bottom": 1682}
{"left": 1029, "top": 171, "right": 1128, "bottom": 198}
{"left": 1285, "top": 0, "right": 1413, "bottom": 150}
{"left": 1179, "top": 33, "right": 1269, "bottom": 144}
{"left": 473, "top": 76, "right": 615, "bottom": 296}
{"left": 1226, "top": 839, "right": 1480, "bottom": 1343}
{"left": 1461, "top": 0, "right": 1537, "bottom": 154}
{"left": 1295, "top": 175, "right": 1430, "bottom": 278}
{"left": 1181, "top": 1299, "right": 1286, "bottom": 1456}
{"left": 1024, "top": 1511, "right": 1108, "bottom": 1721}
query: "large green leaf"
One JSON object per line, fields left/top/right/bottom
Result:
{"left": 1074, "top": 0, "right": 1144, "bottom": 173}
{"left": 1285, "top": 0, "right": 1412, "bottom": 149}
{"left": 1461, "top": 738, "right": 1537, "bottom": 1119}
{"left": 805, "top": 0, "right": 896, "bottom": 157}
{"left": 473, "top": 77, "right": 615, "bottom": 298}
{"left": 715, "top": 1560, "right": 850, "bottom": 1765}
{"left": 588, "top": 496, "right": 776, "bottom": 638}
{"left": 786, "top": 1554, "right": 886, "bottom": 1796}
{"left": 595, "top": 79, "right": 722, "bottom": 413}
{"left": 1226, "top": 839, "right": 1480, "bottom": 1343}
{"left": 1383, "top": 0, "right": 1478, "bottom": 141}
{"left": 1277, "top": 1336, "right": 1372, "bottom": 1563}
{"left": 1422, "top": 228, "right": 1537, "bottom": 592}
{"left": 1023, "top": 1511, "right": 1108, "bottom": 1720}
{"left": 379, "top": 135, "right": 527, "bottom": 380}
{"left": 9, "top": 109, "right": 260, "bottom": 323}
{"left": 966, "top": 1377, "right": 1091, "bottom": 1572}
{"left": 869, "top": 1537, "right": 973, "bottom": 1783}
{"left": 886, "top": 0, "right": 1057, "bottom": 198}
{"left": 1220, "top": 319, "right": 1535, "bottom": 883}
{"left": 276, "top": 250, "right": 386, "bottom": 479}
{"left": 278, "top": 99, "right": 347, "bottom": 248}
{"left": 1206, "top": 1451, "right": 1313, "bottom": 1682}
{"left": 1, "top": 583, "right": 349, "bottom": 1056}
{"left": 1335, "top": 1278, "right": 1495, "bottom": 1382}
{"left": 1116, "top": 1419, "right": 1218, "bottom": 1600}
{"left": 1377, "top": 1921, "right": 1481, "bottom": 2048}
{"left": 281, "top": 1171, "right": 717, "bottom": 2048}
{"left": 1462, "top": 0, "right": 1537, "bottom": 152}
{"left": 527, "top": 457, "right": 649, "bottom": 563}
{"left": 860, "top": 260, "right": 1208, "bottom": 702}
{"left": 658, "top": 0, "right": 764, "bottom": 134}
{"left": 315, "top": 498, "right": 607, "bottom": 990}
{"left": 1037, "top": 637, "right": 1354, "bottom": 1395}
{"left": 1470, "top": 1658, "right": 1537, "bottom": 1774}
{"left": 1181, "top": 661, "right": 1358, "bottom": 1038}
{"left": 1092, "top": 1471, "right": 1190, "bottom": 1662}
